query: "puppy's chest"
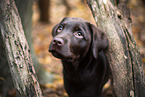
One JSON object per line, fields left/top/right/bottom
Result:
{"left": 64, "top": 69, "right": 98, "bottom": 83}
{"left": 64, "top": 70, "right": 99, "bottom": 95}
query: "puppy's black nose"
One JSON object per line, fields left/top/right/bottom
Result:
{"left": 52, "top": 37, "right": 64, "bottom": 46}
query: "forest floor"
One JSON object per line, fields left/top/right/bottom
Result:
{"left": 33, "top": 0, "right": 145, "bottom": 97}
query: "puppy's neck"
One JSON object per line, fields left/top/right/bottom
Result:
{"left": 61, "top": 50, "right": 95, "bottom": 74}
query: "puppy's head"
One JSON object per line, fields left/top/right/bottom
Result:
{"left": 49, "top": 17, "right": 108, "bottom": 62}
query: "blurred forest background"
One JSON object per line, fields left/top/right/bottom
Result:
{"left": 0, "top": 0, "right": 145, "bottom": 97}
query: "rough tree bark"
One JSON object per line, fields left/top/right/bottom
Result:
{"left": 0, "top": 0, "right": 43, "bottom": 96}
{"left": 87, "top": 0, "right": 145, "bottom": 97}
{"left": 15, "top": 0, "right": 54, "bottom": 85}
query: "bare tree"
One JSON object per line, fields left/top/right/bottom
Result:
{"left": 87, "top": 0, "right": 145, "bottom": 97}
{"left": 0, "top": 0, "right": 43, "bottom": 96}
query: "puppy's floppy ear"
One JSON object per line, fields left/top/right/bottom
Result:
{"left": 88, "top": 23, "right": 109, "bottom": 59}
{"left": 52, "top": 17, "right": 69, "bottom": 37}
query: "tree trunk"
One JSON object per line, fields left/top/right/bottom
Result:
{"left": 0, "top": 0, "right": 43, "bottom": 96}
{"left": 87, "top": 0, "right": 145, "bottom": 97}
{"left": 15, "top": 0, "right": 54, "bottom": 84}
{"left": 39, "top": 0, "right": 50, "bottom": 23}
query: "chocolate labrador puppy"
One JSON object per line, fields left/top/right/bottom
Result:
{"left": 49, "top": 17, "right": 110, "bottom": 97}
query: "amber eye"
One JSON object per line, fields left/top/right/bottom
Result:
{"left": 57, "top": 26, "right": 63, "bottom": 32}
{"left": 74, "top": 31, "right": 83, "bottom": 38}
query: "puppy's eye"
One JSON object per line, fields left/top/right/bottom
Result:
{"left": 74, "top": 31, "right": 83, "bottom": 38}
{"left": 57, "top": 26, "right": 63, "bottom": 32}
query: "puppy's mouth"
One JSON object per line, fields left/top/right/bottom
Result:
{"left": 49, "top": 50, "right": 74, "bottom": 62}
